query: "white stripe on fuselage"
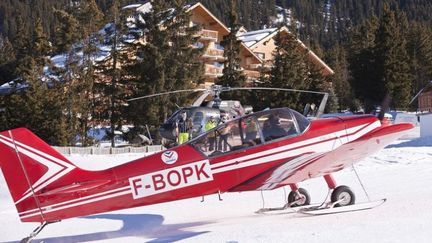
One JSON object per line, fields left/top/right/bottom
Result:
{"left": 20, "top": 187, "right": 132, "bottom": 219}
{"left": 211, "top": 121, "right": 380, "bottom": 174}
{"left": 18, "top": 186, "right": 131, "bottom": 217}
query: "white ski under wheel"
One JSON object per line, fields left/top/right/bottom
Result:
{"left": 331, "top": 185, "right": 355, "bottom": 207}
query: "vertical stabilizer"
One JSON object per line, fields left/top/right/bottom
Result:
{"left": 0, "top": 128, "right": 76, "bottom": 222}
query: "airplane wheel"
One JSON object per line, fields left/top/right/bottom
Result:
{"left": 331, "top": 185, "right": 355, "bottom": 207}
{"left": 288, "top": 188, "right": 311, "bottom": 207}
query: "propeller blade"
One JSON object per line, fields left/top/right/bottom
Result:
{"left": 227, "top": 87, "right": 328, "bottom": 95}
{"left": 127, "top": 88, "right": 207, "bottom": 102}
{"left": 225, "top": 87, "right": 329, "bottom": 117}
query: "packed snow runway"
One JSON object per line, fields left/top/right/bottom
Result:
{"left": 1, "top": 127, "right": 432, "bottom": 243}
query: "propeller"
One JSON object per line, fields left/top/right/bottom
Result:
{"left": 126, "top": 88, "right": 207, "bottom": 102}
{"left": 226, "top": 87, "right": 329, "bottom": 118}
{"left": 127, "top": 85, "right": 329, "bottom": 117}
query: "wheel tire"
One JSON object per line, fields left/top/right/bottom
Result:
{"left": 288, "top": 188, "right": 311, "bottom": 207}
{"left": 331, "top": 185, "right": 355, "bottom": 207}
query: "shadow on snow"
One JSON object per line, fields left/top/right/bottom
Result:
{"left": 386, "top": 136, "right": 432, "bottom": 148}
{"left": 10, "top": 213, "right": 211, "bottom": 243}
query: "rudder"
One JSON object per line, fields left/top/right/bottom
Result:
{"left": 0, "top": 128, "right": 76, "bottom": 222}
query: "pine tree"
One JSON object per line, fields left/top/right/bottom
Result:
{"left": 266, "top": 28, "right": 310, "bottom": 111}
{"left": 0, "top": 36, "right": 16, "bottom": 84}
{"left": 406, "top": 22, "right": 432, "bottom": 97}
{"left": 165, "top": 0, "right": 204, "bottom": 91}
{"left": 1, "top": 19, "right": 68, "bottom": 145}
{"left": 13, "top": 14, "right": 32, "bottom": 80}
{"left": 95, "top": 0, "right": 136, "bottom": 147}
{"left": 33, "top": 18, "right": 52, "bottom": 67}
{"left": 348, "top": 15, "right": 380, "bottom": 112}
{"left": 51, "top": 7, "right": 84, "bottom": 145}
{"left": 374, "top": 5, "right": 412, "bottom": 110}
{"left": 71, "top": 0, "right": 104, "bottom": 146}
{"left": 217, "top": 0, "right": 246, "bottom": 87}
{"left": 326, "top": 44, "right": 356, "bottom": 111}
{"left": 53, "top": 9, "right": 80, "bottom": 54}
{"left": 127, "top": 0, "right": 204, "bottom": 135}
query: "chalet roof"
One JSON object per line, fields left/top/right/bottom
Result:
{"left": 238, "top": 26, "right": 334, "bottom": 75}
{"left": 237, "top": 28, "right": 278, "bottom": 47}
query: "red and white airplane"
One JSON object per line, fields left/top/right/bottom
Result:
{"left": 0, "top": 108, "right": 413, "bottom": 238}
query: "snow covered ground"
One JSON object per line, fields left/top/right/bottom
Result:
{"left": 1, "top": 127, "right": 432, "bottom": 243}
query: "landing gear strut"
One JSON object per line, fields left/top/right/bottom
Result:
{"left": 21, "top": 221, "right": 58, "bottom": 243}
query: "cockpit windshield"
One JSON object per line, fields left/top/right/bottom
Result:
{"left": 189, "top": 108, "right": 310, "bottom": 157}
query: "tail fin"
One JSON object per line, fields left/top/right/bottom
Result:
{"left": 0, "top": 128, "right": 76, "bottom": 222}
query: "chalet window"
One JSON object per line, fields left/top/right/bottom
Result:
{"left": 254, "top": 52, "right": 265, "bottom": 59}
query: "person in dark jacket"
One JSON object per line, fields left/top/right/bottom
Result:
{"left": 263, "top": 114, "right": 286, "bottom": 141}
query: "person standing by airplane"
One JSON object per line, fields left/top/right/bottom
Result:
{"left": 218, "top": 113, "right": 231, "bottom": 151}
{"left": 176, "top": 111, "right": 192, "bottom": 144}
{"left": 205, "top": 116, "right": 217, "bottom": 150}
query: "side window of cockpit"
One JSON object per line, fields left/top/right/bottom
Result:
{"left": 191, "top": 111, "right": 204, "bottom": 138}
{"left": 193, "top": 112, "right": 204, "bottom": 125}
{"left": 292, "top": 110, "right": 310, "bottom": 133}
{"left": 258, "top": 110, "right": 298, "bottom": 141}
{"left": 190, "top": 119, "right": 243, "bottom": 157}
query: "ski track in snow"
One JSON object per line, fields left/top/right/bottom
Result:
{"left": 1, "top": 127, "right": 432, "bottom": 242}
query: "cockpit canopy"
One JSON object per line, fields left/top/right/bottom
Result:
{"left": 190, "top": 108, "right": 310, "bottom": 157}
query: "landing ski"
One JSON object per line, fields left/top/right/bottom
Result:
{"left": 298, "top": 199, "right": 386, "bottom": 216}
{"left": 255, "top": 203, "right": 321, "bottom": 215}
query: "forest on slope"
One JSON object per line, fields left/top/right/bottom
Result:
{"left": 3, "top": 0, "right": 432, "bottom": 46}
{"left": 0, "top": 0, "right": 432, "bottom": 146}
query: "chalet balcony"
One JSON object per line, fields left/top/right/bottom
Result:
{"left": 248, "top": 61, "right": 272, "bottom": 71}
{"left": 204, "top": 64, "right": 223, "bottom": 78}
{"left": 202, "top": 48, "right": 225, "bottom": 61}
{"left": 248, "top": 63, "right": 262, "bottom": 70}
{"left": 198, "top": 29, "right": 218, "bottom": 41}
{"left": 243, "top": 70, "right": 261, "bottom": 79}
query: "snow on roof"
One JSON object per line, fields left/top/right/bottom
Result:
{"left": 239, "top": 28, "right": 278, "bottom": 37}
{"left": 51, "top": 54, "right": 67, "bottom": 68}
{"left": 243, "top": 41, "right": 256, "bottom": 47}
{"left": 237, "top": 28, "right": 278, "bottom": 47}
{"left": 0, "top": 80, "right": 28, "bottom": 95}
{"left": 122, "top": 4, "right": 143, "bottom": 10}
{"left": 136, "top": 2, "right": 152, "bottom": 14}
{"left": 122, "top": 2, "right": 152, "bottom": 15}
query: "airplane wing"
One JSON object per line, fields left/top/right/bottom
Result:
{"left": 228, "top": 122, "right": 413, "bottom": 192}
